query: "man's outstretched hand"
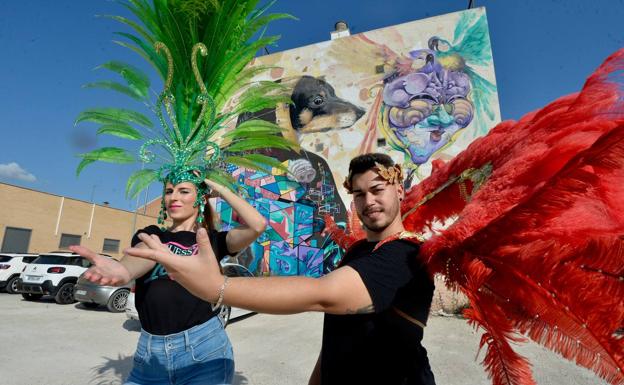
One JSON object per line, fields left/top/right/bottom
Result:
{"left": 69, "top": 245, "right": 132, "bottom": 286}
{"left": 123, "top": 227, "right": 223, "bottom": 302}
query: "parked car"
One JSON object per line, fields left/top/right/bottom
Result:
{"left": 0, "top": 253, "right": 38, "bottom": 294}
{"left": 220, "top": 261, "right": 256, "bottom": 325}
{"left": 124, "top": 260, "right": 255, "bottom": 326}
{"left": 125, "top": 286, "right": 138, "bottom": 321}
{"left": 16, "top": 252, "right": 92, "bottom": 304}
{"left": 74, "top": 274, "right": 133, "bottom": 313}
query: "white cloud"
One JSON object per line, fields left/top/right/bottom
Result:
{"left": 0, "top": 162, "right": 37, "bottom": 182}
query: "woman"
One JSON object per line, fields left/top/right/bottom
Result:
{"left": 70, "top": 174, "right": 266, "bottom": 385}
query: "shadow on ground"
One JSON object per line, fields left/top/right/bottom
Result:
{"left": 73, "top": 302, "right": 111, "bottom": 312}
{"left": 122, "top": 319, "right": 142, "bottom": 332}
{"left": 89, "top": 354, "right": 133, "bottom": 385}
{"left": 233, "top": 371, "right": 249, "bottom": 385}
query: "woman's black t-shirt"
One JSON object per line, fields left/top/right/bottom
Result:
{"left": 130, "top": 225, "right": 230, "bottom": 335}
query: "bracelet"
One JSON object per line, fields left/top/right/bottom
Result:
{"left": 213, "top": 276, "right": 229, "bottom": 309}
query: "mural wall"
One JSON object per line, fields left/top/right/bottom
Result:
{"left": 219, "top": 7, "right": 501, "bottom": 276}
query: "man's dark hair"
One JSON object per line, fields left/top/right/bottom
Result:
{"left": 346, "top": 153, "right": 394, "bottom": 186}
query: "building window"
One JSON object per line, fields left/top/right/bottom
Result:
{"left": 59, "top": 233, "right": 81, "bottom": 249}
{"left": 103, "top": 238, "right": 120, "bottom": 253}
{"left": 1, "top": 227, "right": 32, "bottom": 253}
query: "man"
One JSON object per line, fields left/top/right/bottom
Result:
{"left": 111, "top": 153, "right": 436, "bottom": 384}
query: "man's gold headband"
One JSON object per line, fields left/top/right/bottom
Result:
{"left": 343, "top": 162, "right": 404, "bottom": 193}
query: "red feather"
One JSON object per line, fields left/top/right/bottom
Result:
{"left": 324, "top": 202, "right": 366, "bottom": 251}
{"left": 401, "top": 48, "right": 624, "bottom": 384}
{"left": 323, "top": 48, "right": 624, "bottom": 384}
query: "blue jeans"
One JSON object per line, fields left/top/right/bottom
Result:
{"left": 124, "top": 317, "right": 234, "bottom": 385}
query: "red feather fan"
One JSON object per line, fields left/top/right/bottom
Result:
{"left": 327, "top": 48, "right": 624, "bottom": 384}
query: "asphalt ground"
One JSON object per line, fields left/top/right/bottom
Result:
{"left": 0, "top": 293, "right": 607, "bottom": 385}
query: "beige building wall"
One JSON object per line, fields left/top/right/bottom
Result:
{"left": 137, "top": 197, "right": 163, "bottom": 219}
{"left": 0, "top": 182, "right": 158, "bottom": 259}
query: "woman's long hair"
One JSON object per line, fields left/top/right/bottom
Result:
{"left": 198, "top": 182, "right": 216, "bottom": 232}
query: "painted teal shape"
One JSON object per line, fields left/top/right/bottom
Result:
{"left": 270, "top": 200, "right": 292, "bottom": 211}
{"left": 262, "top": 182, "right": 281, "bottom": 195}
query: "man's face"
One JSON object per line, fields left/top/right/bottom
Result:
{"left": 351, "top": 169, "right": 404, "bottom": 234}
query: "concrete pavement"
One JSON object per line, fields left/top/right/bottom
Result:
{"left": 0, "top": 294, "right": 607, "bottom": 385}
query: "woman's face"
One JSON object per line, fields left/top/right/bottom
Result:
{"left": 163, "top": 181, "right": 201, "bottom": 223}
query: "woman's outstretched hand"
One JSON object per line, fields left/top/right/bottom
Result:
{"left": 69, "top": 245, "right": 132, "bottom": 286}
{"left": 123, "top": 227, "right": 224, "bottom": 302}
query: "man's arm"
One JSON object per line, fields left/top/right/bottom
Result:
{"left": 71, "top": 242, "right": 155, "bottom": 286}
{"left": 118, "top": 245, "right": 156, "bottom": 281}
{"left": 223, "top": 265, "right": 374, "bottom": 315}
{"left": 124, "top": 229, "right": 375, "bottom": 315}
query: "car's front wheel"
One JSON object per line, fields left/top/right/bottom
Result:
{"left": 22, "top": 293, "right": 43, "bottom": 301}
{"left": 54, "top": 282, "right": 76, "bottom": 304}
{"left": 107, "top": 289, "right": 130, "bottom": 313}
{"left": 6, "top": 276, "right": 20, "bottom": 294}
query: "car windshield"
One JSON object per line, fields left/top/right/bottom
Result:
{"left": 32, "top": 255, "right": 75, "bottom": 265}
{"left": 0, "top": 255, "right": 13, "bottom": 262}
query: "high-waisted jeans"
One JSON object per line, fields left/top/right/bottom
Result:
{"left": 124, "top": 317, "right": 234, "bottom": 385}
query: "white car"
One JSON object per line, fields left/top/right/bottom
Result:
{"left": 124, "top": 290, "right": 241, "bottom": 327}
{"left": 17, "top": 252, "right": 92, "bottom": 304}
{"left": 125, "top": 288, "right": 139, "bottom": 321}
{"left": 0, "top": 253, "right": 38, "bottom": 294}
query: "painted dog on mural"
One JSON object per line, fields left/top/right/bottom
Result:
{"left": 289, "top": 75, "right": 365, "bottom": 134}
{"left": 222, "top": 76, "right": 366, "bottom": 276}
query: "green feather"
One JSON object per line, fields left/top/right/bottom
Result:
{"left": 226, "top": 136, "right": 296, "bottom": 152}
{"left": 126, "top": 168, "right": 159, "bottom": 198}
{"left": 78, "top": 147, "right": 135, "bottom": 163}
{"left": 75, "top": 108, "right": 153, "bottom": 128}
{"left": 224, "top": 119, "right": 284, "bottom": 138}
{"left": 224, "top": 155, "right": 275, "bottom": 174}
{"left": 82, "top": 81, "right": 146, "bottom": 101}
{"left": 205, "top": 168, "right": 236, "bottom": 192}
{"left": 76, "top": 0, "right": 297, "bottom": 198}
{"left": 76, "top": 158, "right": 96, "bottom": 177}
{"left": 239, "top": 153, "right": 289, "bottom": 173}
{"left": 97, "top": 124, "right": 143, "bottom": 140}
{"left": 99, "top": 15, "right": 156, "bottom": 44}
{"left": 231, "top": 93, "right": 291, "bottom": 115}
{"left": 95, "top": 60, "right": 150, "bottom": 98}
{"left": 76, "top": 147, "right": 135, "bottom": 176}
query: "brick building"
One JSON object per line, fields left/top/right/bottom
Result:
{"left": 0, "top": 182, "right": 159, "bottom": 258}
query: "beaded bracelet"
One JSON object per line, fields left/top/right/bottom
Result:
{"left": 213, "top": 276, "right": 229, "bottom": 309}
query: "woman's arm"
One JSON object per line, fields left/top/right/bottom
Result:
{"left": 205, "top": 179, "right": 267, "bottom": 253}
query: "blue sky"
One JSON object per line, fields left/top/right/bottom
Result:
{"left": 1, "top": 0, "right": 622, "bottom": 211}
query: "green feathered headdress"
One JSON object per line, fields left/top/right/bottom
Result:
{"left": 75, "top": 0, "right": 298, "bottom": 205}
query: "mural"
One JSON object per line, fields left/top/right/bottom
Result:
{"left": 218, "top": 8, "right": 501, "bottom": 276}
{"left": 216, "top": 152, "right": 345, "bottom": 277}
